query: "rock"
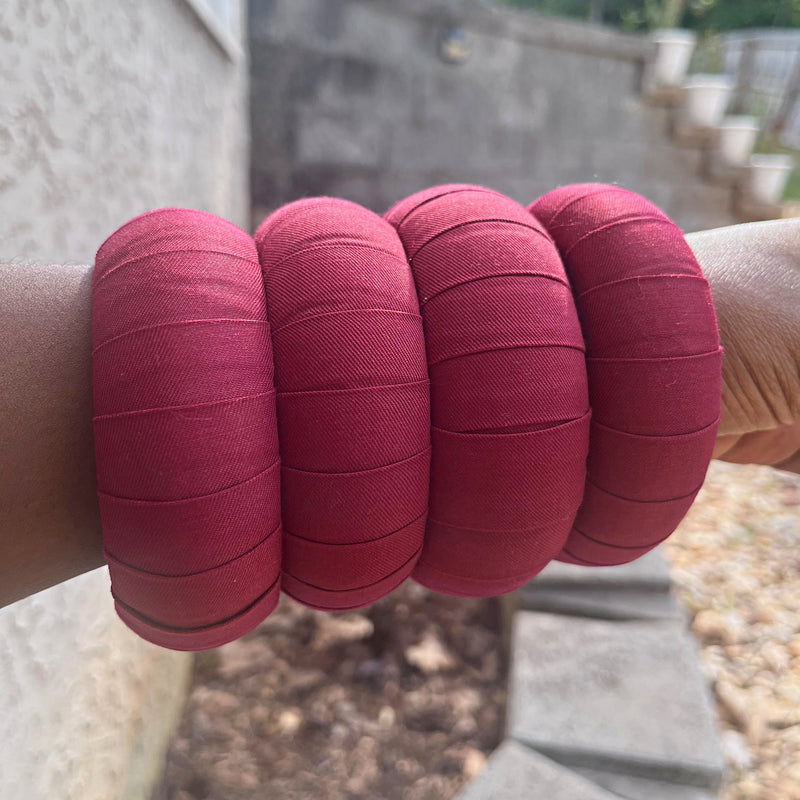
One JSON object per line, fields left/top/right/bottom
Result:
{"left": 403, "top": 689, "right": 454, "bottom": 732}
{"left": 449, "top": 687, "right": 482, "bottom": 716}
{"left": 277, "top": 708, "right": 303, "bottom": 736}
{"left": 190, "top": 687, "right": 239, "bottom": 714}
{"left": 452, "top": 715, "right": 479, "bottom": 737}
{"left": 283, "top": 667, "right": 326, "bottom": 694}
{"left": 377, "top": 705, "right": 395, "bottom": 730}
{"left": 216, "top": 636, "right": 275, "bottom": 679}
{"left": 211, "top": 751, "right": 260, "bottom": 791}
{"left": 760, "top": 640, "right": 790, "bottom": 673}
{"left": 345, "top": 737, "right": 380, "bottom": 794}
{"left": 715, "top": 679, "right": 751, "bottom": 731}
{"left": 462, "top": 747, "right": 488, "bottom": 779}
{"left": 312, "top": 614, "right": 374, "bottom": 650}
{"left": 405, "top": 774, "right": 457, "bottom": 800}
{"left": 721, "top": 729, "right": 754, "bottom": 771}
{"left": 692, "top": 609, "right": 742, "bottom": 645}
{"left": 443, "top": 745, "right": 488, "bottom": 779}
{"left": 354, "top": 659, "right": 384, "bottom": 680}
{"left": 395, "top": 759, "right": 423, "bottom": 779}
{"left": 405, "top": 632, "right": 455, "bottom": 674}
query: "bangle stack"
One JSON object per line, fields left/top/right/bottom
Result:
{"left": 92, "top": 184, "right": 721, "bottom": 651}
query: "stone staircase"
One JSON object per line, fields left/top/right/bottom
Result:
{"left": 641, "top": 33, "right": 797, "bottom": 224}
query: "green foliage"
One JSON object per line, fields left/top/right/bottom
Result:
{"left": 495, "top": 0, "right": 587, "bottom": 16}
{"left": 494, "top": 0, "right": 800, "bottom": 31}
{"left": 684, "top": 0, "right": 800, "bottom": 32}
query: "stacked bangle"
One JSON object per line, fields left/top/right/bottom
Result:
{"left": 92, "top": 183, "right": 722, "bottom": 651}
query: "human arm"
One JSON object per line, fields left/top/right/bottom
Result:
{"left": 1, "top": 217, "right": 798, "bottom": 609}
{"left": 0, "top": 263, "right": 104, "bottom": 609}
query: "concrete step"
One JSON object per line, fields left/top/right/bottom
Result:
{"left": 507, "top": 612, "right": 725, "bottom": 789}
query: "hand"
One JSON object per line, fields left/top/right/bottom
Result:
{"left": 686, "top": 219, "right": 800, "bottom": 474}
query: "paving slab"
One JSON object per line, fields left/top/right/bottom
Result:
{"left": 576, "top": 768, "right": 719, "bottom": 800}
{"left": 508, "top": 612, "right": 725, "bottom": 788}
{"left": 453, "top": 740, "right": 623, "bottom": 800}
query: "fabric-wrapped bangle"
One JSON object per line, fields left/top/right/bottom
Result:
{"left": 91, "top": 183, "right": 722, "bottom": 651}
{"left": 93, "top": 209, "right": 282, "bottom": 650}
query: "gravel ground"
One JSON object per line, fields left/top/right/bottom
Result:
{"left": 665, "top": 461, "right": 800, "bottom": 800}
{"left": 153, "top": 582, "right": 507, "bottom": 800}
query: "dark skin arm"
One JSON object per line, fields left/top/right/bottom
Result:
{"left": 0, "top": 263, "right": 104, "bottom": 608}
{"left": 1, "top": 218, "right": 798, "bottom": 609}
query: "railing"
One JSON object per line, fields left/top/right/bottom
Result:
{"left": 713, "top": 31, "right": 800, "bottom": 147}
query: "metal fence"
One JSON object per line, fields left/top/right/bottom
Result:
{"left": 715, "top": 30, "right": 800, "bottom": 148}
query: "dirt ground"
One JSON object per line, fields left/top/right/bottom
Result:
{"left": 153, "top": 582, "right": 508, "bottom": 800}
{"left": 666, "top": 461, "right": 800, "bottom": 800}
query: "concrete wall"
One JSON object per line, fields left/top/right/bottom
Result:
{"left": 0, "top": 0, "right": 249, "bottom": 264}
{"left": 250, "top": 0, "right": 733, "bottom": 232}
{"left": 0, "top": 1, "right": 249, "bottom": 798}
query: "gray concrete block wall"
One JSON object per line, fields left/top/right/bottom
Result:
{"left": 249, "top": 0, "right": 735, "bottom": 232}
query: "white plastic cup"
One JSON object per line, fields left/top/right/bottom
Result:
{"left": 650, "top": 29, "right": 697, "bottom": 87}
{"left": 683, "top": 75, "right": 734, "bottom": 128}
{"left": 718, "top": 116, "right": 761, "bottom": 167}
{"left": 749, "top": 154, "right": 794, "bottom": 205}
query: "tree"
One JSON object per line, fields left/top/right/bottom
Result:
{"left": 683, "top": 0, "right": 800, "bottom": 32}
{"left": 494, "top": 0, "right": 800, "bottom": 31}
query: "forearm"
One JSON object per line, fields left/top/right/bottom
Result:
{"left": 0, "top": 263, "right": 103, "bottom": 609}
{"left": 2, "top": 219, "right": 799, "bottom": 609}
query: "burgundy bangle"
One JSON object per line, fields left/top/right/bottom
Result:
{"left": 92, "top": 183, "right": 722, "bottom": 651}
